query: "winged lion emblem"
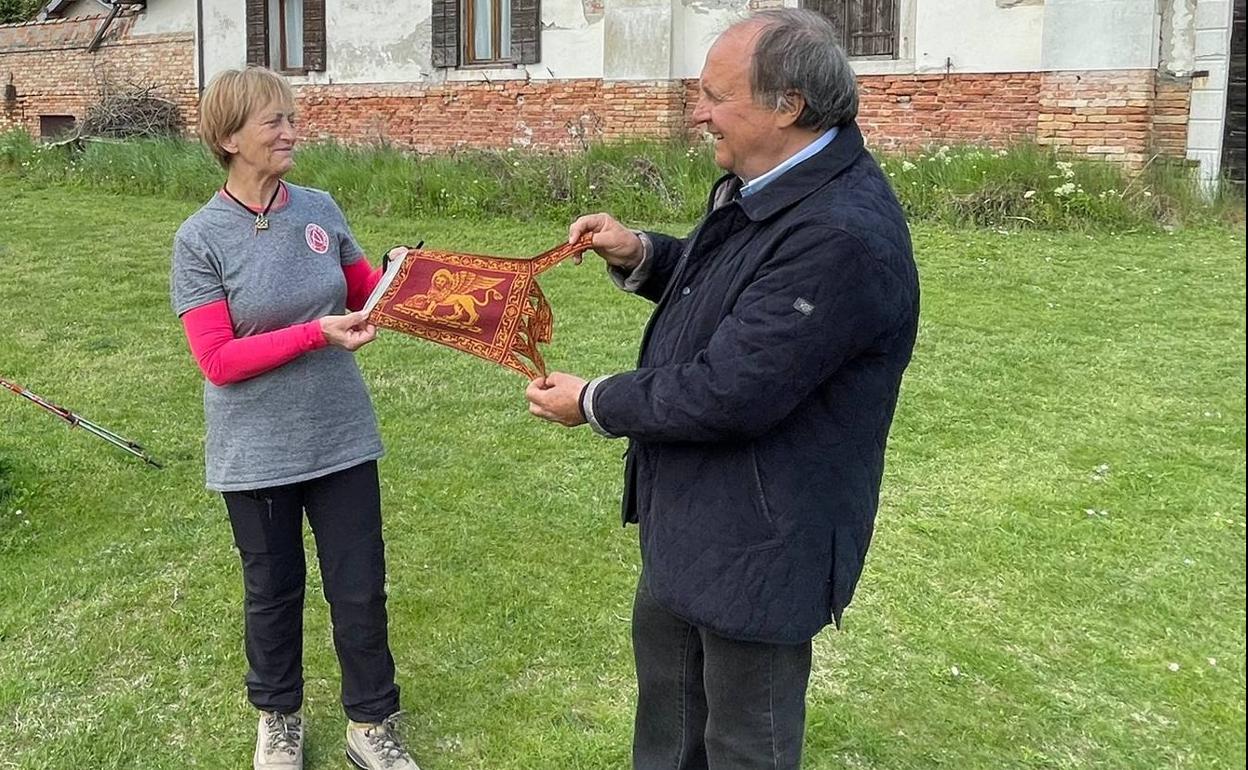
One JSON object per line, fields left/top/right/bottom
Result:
{"left": 396, "top": 268, "right": 506, "bottom": 332}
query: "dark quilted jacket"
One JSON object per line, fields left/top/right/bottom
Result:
{"left": 590, "top": 122, "right": 919, "bottom": 643}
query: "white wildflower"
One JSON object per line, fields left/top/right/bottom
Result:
{"left": 1167, "top": 662, "right": 1180, "bottom": 672}
{"left": 901, "top": 160, "right": 916, "bottom": 171}
{"left": 1023, "top": 190, "right": 1036, "bottom": 200}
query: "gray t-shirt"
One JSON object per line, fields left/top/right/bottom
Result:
{"left": 171, "top": 183, "right": 383, "bottom": 492}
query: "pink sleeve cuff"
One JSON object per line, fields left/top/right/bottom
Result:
{"left": 182, "top": 300, "right": 327, "bottom": 386}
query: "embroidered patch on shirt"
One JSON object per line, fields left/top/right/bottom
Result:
{"left": 793, "top": 297, "right": 815, "bottom": 316}
{"left": 305, "top": 223, "right": 330, "bottom": 254}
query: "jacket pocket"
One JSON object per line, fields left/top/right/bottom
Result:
{"left": 746, "top": 449, "right": 782, "bottom": 550}
{"left": 748, "top": 449, "right": 777, "bottom": 528}
{"left": 641, "top": 443, "right": 781, "bottom": 552}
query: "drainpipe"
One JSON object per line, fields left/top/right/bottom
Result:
{"left": 196, "top": 0, "right": 206, "bottom": 94}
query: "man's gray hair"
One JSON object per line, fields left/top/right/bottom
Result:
{"left": 742, "top": 8, "right": 859, "bottom": 130}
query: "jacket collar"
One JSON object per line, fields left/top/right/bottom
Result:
{"left": 709, "top": 121, "right": 866, "bottom": 223}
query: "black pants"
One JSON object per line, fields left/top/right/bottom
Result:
{"left": 222, "top": 460, "right": 400, "bottom": 723}
{"left": 632, "top": 577, "right": 813, "bottom": 770}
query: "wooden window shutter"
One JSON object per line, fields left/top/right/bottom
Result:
{"left": 431, "top": 0, "right": 460, "bottom": 68}
{"left": 848, "top": 0, "right": 896, "bottom": 57}
{"left": 804, "top": 0, "right": 848, "bottom": 50}
{"left": 304, "top": 0, "right": 327, "bottom": 71}
{"left": 802, "top": 0, "right": 896, "bottom": 58}
{"left": 510, "top": 0, "right": 541, "bottom": 65}
{"left": 245, "top": 0, "right": 269, "bottom": 67}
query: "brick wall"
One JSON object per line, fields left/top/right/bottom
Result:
{"left": 854, "top": 73, "right": 1043, "bottom": 149}
{"left": 1152, "top": 74, "right": 1192, "bottom": 158}
{"left": 296, "top": 79, "right": 693, "bottom": 152}
{"left": 1036, "top": 71, "right": 1156, "bottom": 163}
{"left": 299, "top": 71, "right": 1188, "bottom": 164}
{"left": 0, "top": 13, "right": 196, "bottom": 139}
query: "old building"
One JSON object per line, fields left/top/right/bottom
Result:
{"left": 1, "top": 0, "right": 1243, "bottom": 183}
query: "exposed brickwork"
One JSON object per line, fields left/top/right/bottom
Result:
{"left": 853, "top": 73, "right": 1043, "bottom": 149}
{"left": 1036, "top": 71, "right": 1155, "bottom": 163}
{"left": 1152, "top": 75, "right": 1192, "bottom": 159}
{"left": 302, "top": 71, "right": 1187, "bottom": 164}
{"left": 0, "top": 13, "right": 197, "bottom": 139}
{"left": 296, "top": 79, "right": 691, "bottom": 152}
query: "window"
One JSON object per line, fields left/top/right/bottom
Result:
{"left": 269, "top": 0, "right": 304, "bottom": 70}
{"left": 803, "top": 0, "right": 899, "bottom": 58}
{"left": 467, "top": 0, "right": 511, "bottom": 64}
{"left": 432, "top": 0, "right": 540, "bottom": 68}
{"left": 39, "top": 115, "right": 76, "bottom": 140}
{"left": 246, "top": 0, "right": 326, "bottom": 73}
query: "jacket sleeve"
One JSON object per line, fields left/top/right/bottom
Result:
{"left": 631, "top": 231, "right": 689, "bottom": 303}
{"left": 590, "top": 227, "right": 910, "bottom": 443}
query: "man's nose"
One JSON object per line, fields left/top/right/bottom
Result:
{"left": 690, "top": 98, "right": 709, "bottom": 128}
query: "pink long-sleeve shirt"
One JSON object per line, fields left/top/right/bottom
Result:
{"left": 181, "top": 245, "right": 381, "bottom": 387}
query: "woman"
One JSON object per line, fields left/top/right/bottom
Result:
{"left": 170, "top": 67, "right": 419, "bottom": 770}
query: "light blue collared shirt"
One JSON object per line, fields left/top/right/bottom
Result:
{"left": 739, "top": 127, "right": 839, "bottom": 198}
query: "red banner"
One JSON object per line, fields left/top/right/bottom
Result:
{"left": 366, "top": 236, "right": 594, "bottom": 378}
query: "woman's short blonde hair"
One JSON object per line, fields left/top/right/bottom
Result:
{"left": 198, "top": 67, "right": 296, "bottom": 169}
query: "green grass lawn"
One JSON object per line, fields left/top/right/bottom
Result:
{"left": 0, "top": 181, "right": 1244, "bottom": 769}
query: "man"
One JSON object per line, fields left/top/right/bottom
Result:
{"left": 526, "top": 8, "right": 918, "bottom": 769}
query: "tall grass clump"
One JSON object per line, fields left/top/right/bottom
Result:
{"left": 289, "top": 139, "right": 721, "bottom": 223}
{"left": 880, "top": 143, "right": 1243, "bottom": 229}
{"left": 1, "top": 129, "right": 1240, "bottom": 230}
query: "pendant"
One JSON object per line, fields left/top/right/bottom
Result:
{"left": 254, "top": 213, "right": 269, "bottom": 231}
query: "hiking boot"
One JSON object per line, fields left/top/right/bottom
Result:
{"left": 254, "top": 710, "right": 303, "bottom": 769}
{"left": 345, "top": 712, "right": 421, "bottom": 769}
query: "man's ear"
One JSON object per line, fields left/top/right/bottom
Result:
{"left": 775, "top": 90, "right": 805, "bottom": 129}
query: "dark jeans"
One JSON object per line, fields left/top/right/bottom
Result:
{"left": 222, "top": 460, "right": 400, "bottom": 723}
{"left": 633, "top": 577, "right": 812, "bottom": 770}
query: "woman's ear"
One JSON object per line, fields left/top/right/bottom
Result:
{"left": 219, "top": 132, "right": 240, "bottom": 157}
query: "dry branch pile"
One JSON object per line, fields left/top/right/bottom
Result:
{"left": 80, "top": 83, "right": 181, "bottom": 139}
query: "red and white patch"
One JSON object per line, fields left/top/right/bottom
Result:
{"left": 305, "top": 223, "right": 330, "bottom": 254}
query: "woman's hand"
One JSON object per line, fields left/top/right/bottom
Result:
{"left": 319, "top": 311, "right": 377, "bottom": 351}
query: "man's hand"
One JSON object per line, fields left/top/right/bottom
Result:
{"left": 526, "top": 372, "right": 589, "bottom": 427}
{"left": 320, "top": 311, "right": 377, "bottom": 351}
{"left": 568, "top": 213, "right": 644, "bottom": 270}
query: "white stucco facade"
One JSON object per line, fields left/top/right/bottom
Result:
{"left": 85, "top": 0, "right": 1215, "bottom": 88}
{"left": 914, "top": 0, "right": 1045, "bottom": 73}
